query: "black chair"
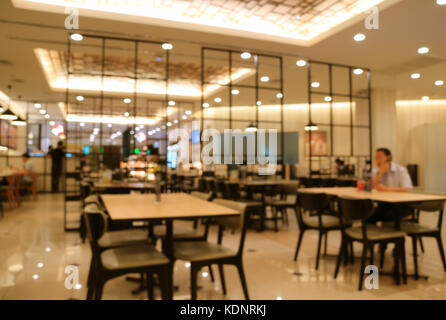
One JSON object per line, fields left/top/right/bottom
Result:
{"left": 383, "top": 200, "right": 446, "bottom": 279}
{"left": 265, "top": 184, "right": 297, "bottom": 231}
{"left": 83, "top": 205, "right": 171, "bottom": 300}
{"left": 173, "top": 199, "right": 250, "bottom": 300}
{"left": 334, "top": 197, "right": 407, "bottom": 290}
{"left": 294, "top": 192, "right": 344, "bottom": 269}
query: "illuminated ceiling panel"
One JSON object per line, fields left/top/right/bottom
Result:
{"left": 13, "top": 0, "right": 401, "bottom": 46}
{"left": 35, "top": 48, "right": 253, "bottom": 97}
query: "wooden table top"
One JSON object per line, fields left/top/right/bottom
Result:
{"left": 101, "top": 192, "right": 240, "bottom": 221}
{"left": 298, "top": 187, "right": 446, "bottom": 203}
{"left": 234, "top": 180, "right": 298, "bottom": 187}
{"left": 94, "top": 181, "right": 155, "bottom": 189}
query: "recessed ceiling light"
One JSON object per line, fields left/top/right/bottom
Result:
{"left": 185, "top": 110, "right": 192, "bottom": 115}
{"left": 123, "top": 98, "right": 132, "bottom": 104}
{"left": 167, "top": 122, "right": 172, "bottom": 127}
{"left": 76, "top": 95, "right": 84, "bottom": 102}
{"left": 296, "top": 59, "right": 307, "bottom": 67}
{"left": 231, "top": 89, "right": 239, "bottom": 95}
{"left": 162, "top": 43, "right": 173, "bottom": 50}
{"left": 260, "top": 76, "right": 270, "bottom": 82}
{"left": 311, "top": 82, "right": 320, "bottom": 88}
{"left": 168, "top": 100, "right": 176, "bottom": 106}
{"left": 421, "top": 96, "right": 430, "bottom": 101}
{"left": 256, "top": 101, "right": 262, "bottom": 106}
{"left": 37, "top": 262, "right": 44, "bottom": 268}
{"left": 276, "top": 93, "right": 283, "bottom": 99}
{"left": 353, "top": 33, "right": 366, "bottom": 42}
{"left": 214, "top": 97, "right": 222, "bottom": 103}
{"left": 70, "top": 33, "right": 83, "bottom": 41}
{"left": 241, "top": 52, "right": 251, "bottom": 59}
{"left": 353, "top": 68, "right": 364, "bottom": 75}
{"left": 182, "top": 115, "right": 187, "bottom": 120}
{"left": 32, "top": 274, "right": 39, "bottom": 280}
{"left": 173, "top": 119, "right": 178, "bottom": 123}
{"left": 435, "top": 80, "right": 444, "bottom": 86}
{"left": 34, "top": 103, "right": 42, "bottom": 109}
{"left": 45, "top": 114, "right": 50, "bottom": 119}
{"left": 417, "top": 47, "right": 429, "bottom": 54}
{"left": 202, "top": 102, "right": 210, "bottom": 108}
{"left": 324, "top": 96, "right": 332, "bottom": 102}
{"left": 411, "top": 73, "right": 421, "bottom": 79}
{"left": 124, "top": 112, "right": 130, "bottom": 117}
{"left": 39, "top": 109, "right": 46, "bottom": 115}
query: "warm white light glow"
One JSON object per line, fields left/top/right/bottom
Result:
{"left": 80, "top": 122, "right": 85, "bottom": 127}
{"left": 421, "top": 96, "right": 430, "bottom": 101}
{"left": 70, "top": 33, "right": 83, "bottom": 41}
{"left": 435, "top": 80, "right": 444, "bottom": 86}
{"left": 76, "top": 95, "right": 84, "bottom": 102}
{"left": 241, "top": 52, "right": 251, "bottom": 59}
{"left": 353, "top": 33, "right": 366, "bottom": 42}
{"left": 37, "top": 262, "right": 44, "bottom": 268}
{"left": 411, "top": 73, "right": 421, "bottom": 79}
{"left": 173, "top": 120, "right": 178, "bottom": 124}
{"left": 311, "top": 82, "right": 320, "bottom": 88}
{"left": 202, "top": 103, "right": 210, "bottom": 108}
{"left": 66, "top": 114, "right": 159, "bottom": 126}
{"left": 276, "top": 93, "right": 283, "bottom": 99}
{"left": 45, "top": 114, "right": 50, "bottom": 119}
{"left": 32, "top": 274, "right": 39, "bottom": 280}
{"left": 39, "top": 109, "right": 46, "bottom": 115}
{"left": 34, "top": 103, "right": 42, "bottom": 109}
{"left": 107, "top": 123, "right": 112, "bottom": 128}
{"left": 417, "top": 47, "right": 429, "bottom": 54}
{"left": 296, "top": 60, "right": 307, "bottom": 67}
{"left": 353, "top": 68, "right": 364, "bottom": 75}
{"left": 168, "top": 100, "right": 176, "bottom": 106}
{"left": 214, "top": 97, "right": 222, "bottom": 103}
{"left": 49, "top": 121, "right": 55, "bottom": 126}
{"left": 231, "top": 89, "right": 239, "bottom": 95}
{"left": 124, "top": 112, "right": 130, "bottom": 117}
{"left": 182, "top": 115, "right": 187, "bottom": 120}
{"left": 162, "top": 43, "right": 173, "bottom": 50}
{"left": 325, "top": 96, "right": 332, "bottom": 102}
{"left": 260, "top": 76, "right": 270, "bottom": 82}
{"left": 185, "top": 110, "right": 192, "bottom": 115}
{"left": 123, "top": 98, "right": 132, "bottom": 104}
{"left": 305, "top": 124, "right": 319, "bottom": 131}
{"left": 256, "top": 101, "right": 262, "bottom": 106}
{"left": 437, "top": 0, "right": 446, "bottom": 5}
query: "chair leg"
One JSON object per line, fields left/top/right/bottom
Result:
{"left": 208, "top": 265, "right": 215, "bottom": 282}
{"left": 218, "top": 264, "right": 227, "bottom": 295}
{"left": 349, "top": 241, "right": 354, "bottom": 264}
{"left": 315, "top": 231, "right": 323, "bottom": 270}
{"left": 358, "top": 244, "right": 367, "bottom": 291}
{"left": 435, "top": 235, "right": 446, "bottom": 272}
{"left": 419, "top": 238, "right": 425, "bottom": 253}
{"left": 400, "top": 239, "right": 407, "bottom": 285}
{"left": 323, "top": 232, "right": 328, "bottom": 256}
{"left": 293, "top": 230, "right": 305, "bottom": 261}
{"left": 411, "top": 236, "right": 419, "bottom": 280}
{"left": 393, "top": 244, "right": 401, "bottom": 285}
{"left": 272, "top": 207, "right": 278, "bottom": 232}
{"left": 334, "top": 236, "right": 345, "bottom": 279}
{"left": 379, "top": 243, "right": 387, "bottom": 269}
{"left": 190, "top": 266, "right": 198, "bottom": 300}
{"left": 369, "top": 245, "right": 374, "bottom": 266}
{"left": 94, "top": 279, "right": 105, "bottom": 300}
{"left": 236, "top": 263, "right": 249, "bottom": 300}
{"left": 157, "top": 268, "right": 170, "bottom": 300}
{"left": 146, "top": 273, "right": 155, "bottom": 300}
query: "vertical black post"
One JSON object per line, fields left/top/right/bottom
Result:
{"left": 307, "top": 60, "right": 312, "bottom": 176}
{"left": 99, "top": 38, "right": 105, "bottom": 166}
{"left": 328, "top": 64, "right": 334, "bottom": 157}
{"left": 164, "top": 46, "right": 170, "bottom": 178}
{"left": 349, "top": 66, "right": 354, "bottom": 156}
{"left": 279, "top": 56, "right": 284, "bottom": 177}
{"left": 367, "top": 69, "right": 373, "bottom": 161}
{"left": 200, "top": 47, "right": 204, "bottom": 165}
{"left": 228, "top": 51, "right": 233, "bottom": 130}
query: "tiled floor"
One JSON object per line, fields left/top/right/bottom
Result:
{"left": 1, "top": 194, "right": 446, "bottom": 300}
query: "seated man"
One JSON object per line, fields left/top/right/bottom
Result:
{"left": 16, "top": 153, "right": 35, "bottom": 188}
{"left": 368, "top": 148, "right": 413, "bottom": 223}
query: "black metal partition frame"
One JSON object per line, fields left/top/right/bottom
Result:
{"left": 307, "top": 60, "right": 372, "bottom": 176}
{"left": 200, "top": 47, "right": 285, "bottom": 171}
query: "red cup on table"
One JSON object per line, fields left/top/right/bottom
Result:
{"left": 357, "top": 180, "right": 364, "bottom": 191}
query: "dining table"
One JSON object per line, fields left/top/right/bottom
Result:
{"left": 100, "top": 192, "right": 240, "bottom": 298}
{"left": 94, "top": 180, "right": 156, "bottom": 193}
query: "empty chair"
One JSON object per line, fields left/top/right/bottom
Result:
{"left": 83, "top": 205, "right": 171, "bottom": 300}
{"left": 334, "top": 197, "right": 407, "bottom": 290}
{"left": 173, "top": 199, "right": 250, "bottom": 300}
{"left": 266, "top": 184, "right": 298, "bottom": 231}
{"left": 294, "top": 192, "right": 344, "bottom": 269}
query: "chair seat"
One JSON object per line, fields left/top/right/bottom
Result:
{"left": 383, "top": 221, "right": 439, "bottom": 235}
{"left": 101, "top": 244, "right": 169, "bottom": 271}
{"left": 266, "top": 199, "right": 295, "bottom": 207}
{"left": 303, "top": 214, "right": 340, "bottom": 228}
{"left": 173, "top": 241, "right": 236, "bottom": 262}
{"left": 345, "top": 225, "right": 406, "bottom": 241}
{"left": 98, "top": 229, "right": 150, "bottom": 248}
{"left": 84, "top": 195, "right": 100, "bottom": 205}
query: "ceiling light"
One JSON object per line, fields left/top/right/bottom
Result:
{"left": 437, "top": 0, "right": 446, "bottom": 5}
{"left": 70, "top": 33, "right": 83, "bottom": 41}
{"left": 12, "top": 116, "right": 27, "bottom": 126}
{"left": 421, "top": 96, "right": 430, "bottom": 101}
{"left": 76, "top": 96, "right": 84, "bottom": 102}
{"left": 123, "top": 98, "right": 131, "bottom": 104}
{"left": 435, "top": 80, "right": 444, "bottom": 86}
{"left": 311, "top": 82, "right": 320, "bottom": 88}
{"left": 256, "top": 101, "right": 262, "bottom": 106}
{"left": 276, "top": 93, "right": 283, "bottom": 99}
{"left": 411, "top": 73, "right": 421, "bottom": 79}
{"left": 296, "top": 59, "right": 307, "bottom": 67}
{"left": 185, "top": 110, "right": 192, "bottom": 115}
{"left": 305, "top": 121, "right": 319, "bottom": 131}
{"left": 80, "top": 122, "right": 85, "bottom": 127}
{"left": 214, "top": 97, "right": 222, "bottom": 103}
{"left": 417, "top": 47, "right": 429, "bottom": 54}
{"left": 39, "top": 109, "right": 46, "bottom": 115}
{"left": 241, "top": 52, "right": 251, "bottom": 59}
{"left": 245, "top": 123, "right": 257, "bottom": 132}
{"left": 45, "top": 114, "right": 50, "bottom": 119}
{"left": 324, "top": 96, "right": 332, "bottom": 102}
{"left": 162, "top": 43, "right": 173, "bottom": 50}
{"left": 182, "top": 115, "right": 187, "bottom": 120}
{"left": 124, "top": 112, "right": 130, "bottom": 117}
{"left": 37, "top": 262, "right": 44, "bottom": 268}
{"left": 168, "top": 100, "right": 176, "bottom": 106}
{"left": 260, "top": 76, "right": 270, "bottom": 82}
{"left": 353, "top": 68, "right": 364, "bottom": 75}
{"left": 32, "top": 274, "right": 39, "bottom": 280}
{"left": 231, "top": 89, "right": 239, "bottom": 95}
{"left": 202, "top": 102, "right": 210, "bottom": 108}
{"left": 353, "top": 33, "right": 366, "bottom": 42}
{"left": 34, "top": 103, "right": 42, "bottom": 109}
{"left": 0, "top": 109, "right": 18, "bottom": 120}
{"left": 173, "top": 119, "right": 178, "bottom": 124}
{"left": 167, "top": 122, "right": 172, "bottom": 127}
{"left": 49, "top": 121, "right": 55, "bottom": 126}
{"left": 107, "top": 123, "right": 112, "bottom": 128}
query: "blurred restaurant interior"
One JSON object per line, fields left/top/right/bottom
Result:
{"left": 0, "top": 0, "right": 446, "bottom": 300}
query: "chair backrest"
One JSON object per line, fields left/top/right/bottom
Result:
{"left": 213, "top": 199, "right": 248, "bottom": 256}
{"left": 337, "top": 197, "right": 374, "bottom": 240}
{"left": 83, "top": 204, "right": 108, "bottom": 243}
{"left": 296, "top": 192, "right": 330, "bottom": 228}
{"left": 191, "top": 191, "right": 211, "bottom": 201}
{"left": 410, "top": 200, "right": 445, "bottom": 229}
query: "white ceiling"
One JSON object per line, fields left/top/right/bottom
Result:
{"left": 0, "top": 0, "right": 446, "bottom": 120}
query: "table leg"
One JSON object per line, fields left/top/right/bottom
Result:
{"left": 165, "top": 220, "right": 174, "bottom": 300}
